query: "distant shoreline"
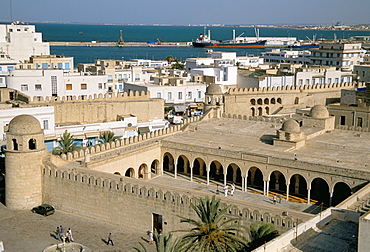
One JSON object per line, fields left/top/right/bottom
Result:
{"left": 1, "top": 20, "right": 369, "bottom": 31}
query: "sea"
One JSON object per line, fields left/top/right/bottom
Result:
{"left": 32, "top": 23, "right": 370, "bottom": 66}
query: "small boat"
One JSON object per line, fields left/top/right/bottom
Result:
{"left": 79, "top": 32, "right": 83, "bottom": 35}
{"left": 192, "top": 28, "right": 266, "bottom": 49}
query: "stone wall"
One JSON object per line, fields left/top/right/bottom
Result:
{"left": 42, "top": 163, "right": 311, "bottom": 235}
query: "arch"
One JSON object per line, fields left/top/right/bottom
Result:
{"left": 138, "top": 163, "right": 149, "bottom": 179}
{"left": 271, "top": 98, "right": 276, "bottom": 104}
{"left": 28, "top": 138, "right": 37, "bottom": 150}
{"left": 332, "top": 182, "right": 352, "bottom": 206}
{"left": 264, "top": 98, "right": 269, "bottom": 105}
{"left": 163, "top": 152, "right": 175, "bottom": 173}
{"left": 114, "top": 172, "right": 121, "bottom": 175}
{"left": 193, "top": 158, "right": 206, "bottom": 177}
{"left": 12, "top": 138, "right": 18, "bottom": 151}
{"left": 311, "top": 177, "right": 330, "bottom": 206}
{"left": 257, "top": 98, "right": 262, "bottom": 105}
{"left": 248, "top": 167, "right": 263, "bottom": 190}
{"left": 177, "top": 155, "right": 190, "bottom": 174}
{"left": 265, "top": 107, "right": 270, "bottom": 115}
{"left": 277, "top": 98, "right": 282, "bottom": 104}
{"left": 289, "top": 174, "right": 308, "bottom": 200}
{"left": 209, "top": 160, "right": 224, "bottom": 184}
{"left": 269, "top": 170, "right": 286, "bottom": 192}
{"left": 251, "top": 107, "right": 255, "bottom": 117}
{"left": 125, "top": 168, "right": 135, "bottom": 178}
{"left": 250, "top": 99, "right": 256, "bottom": 105}
{"left": 294, "top": 97, "right": 299, "bottom": 104}
{"left": 151, "top": 159, "right": 160, "bottom": 175}
{"left": 258, "top": 107, "right": 262, "bottom": 116}
{"left": 226, "top": 163, "right": 242, "bottom": 185}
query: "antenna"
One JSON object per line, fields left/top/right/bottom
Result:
{"left": 10, "top": 0, "right": 13, "bottom": 23}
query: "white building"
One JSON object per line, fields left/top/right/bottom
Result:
{"left": 191, "top": 66, "right": 238, "bottom": 91}
{"left": 6, "top": 69, "right": 108, "bottom": 99}
{"left": 0, "top": 22, "right": 50, "bottom": 62}
{"left": 124, "top": 81, "right": 206, "bottom": 104}
{"left": 310, "top": 42, "right": 366, "bottom": 71}
{"left": 296, "top": 66, "right": 353, "bottom": 85}
{"left": 0, "top": 106, "right": 55, "bottom": 143}
{"left": 262, "top": 49, "right": 311, "bottom": 65}
{"left": 237, "top": 72, "right": 294, "bottom": 89}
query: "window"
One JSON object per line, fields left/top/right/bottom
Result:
{"left": 167, "top": 92, "right": 172, "bottom": 100}
{"left": 198, "top": 91, "right": 201, "bottom": 99}
{"left": 335, "top": 78, "right": 339, "bottom": 83}
{"left": 135, "top": 74, "right": 140, "bottom": 81}
{"left": 298, "top": 79, "right": 303, "bottom": 85}
{"left": 340, "top": 116, "right": 346, "bottom": 125}
{"left": 65, "top": 63, "right": 70, "bottom": 70}
{"left": 108, "top": 75, "right": 113, "bottom": 82}
{"left": 35, "top": 84, "right": 42, "bottom": 91}
{"left": 305, "top": 79, "right": 310, "bottom": 85}
{"left": 157, "top": 92, "right": 161, "bottom": 98}
{"left": 21, "top": 84, "right": 28, "bottom": 91}
{"left": 357, "top": 117, "right": 363, "bottom": 127}
{"left": 43, "top": 120, "right": 49, "bottom": 130}
{"left": 42, "top": 63, "right": 48, "bottom": 69}
{"left": 98, "top": 83, "right": 103, "bottom": 89}
{"left": 188, "top": 92, "right": 192, "bottom": 99}
{"left": 327, "top": 78, "right": 331, "bottom": 84}
{"left": 66, "top": 84, "right": 72, "bottom": 90}
{"left": 178, "top": 92, "right": 183, "bottom": 99}
{"left": 81, "top": 83, "right": 87, "bottom": 90}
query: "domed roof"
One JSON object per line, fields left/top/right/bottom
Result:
{"left": 206, "top": 84, "right": 222, "bottom": 94}
{"left": 8, "top": 115, "right": 42, "bottom": 134}
{"left": 309, "top": 105, "right": 329, "bottom": 119}
{"left": 281, "top": 119, "right": 301, "bottom": 133}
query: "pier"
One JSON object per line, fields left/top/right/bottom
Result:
{"left": 49, "top": 41, "right": 190, "bottom": 47}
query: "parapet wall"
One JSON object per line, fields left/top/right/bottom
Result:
{"left": 227, "top": 82, "right": 363, "bottom": 95}
{"left": 42, "top": 162, "right": 311, "bottom": 234}
{"left": 29, "top": 90, "right": 151, "bottom": 103}
{"left": 60, "top": 116, "right": 204, "bottom": 162}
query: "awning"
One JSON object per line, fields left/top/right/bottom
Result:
{"left": 138, "top": 126, "right": 150, "bottom": 134}
{"left": 174, "top": 105, "right": 187, "bottom": 112}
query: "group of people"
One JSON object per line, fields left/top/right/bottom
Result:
{"left": 223, "top": 183, "right": 235, "bottom": 197}
{"left": 55, "top": 225, "right": 74, "bottom": 242}
{"left": 148, "top": 228, "right": 162, "bottom": 245}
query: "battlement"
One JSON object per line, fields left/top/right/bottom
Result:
{"left": 227, "top": 82, "right": 364, "bottom": 95}
{"left": 42, "top": 163, "right": 308, "bottom": 232}
{"left": 29, "top": 90, "right": 152, "bottom": 104}
{"left": 59, "top": 115, "right": 205, "bottom": 161}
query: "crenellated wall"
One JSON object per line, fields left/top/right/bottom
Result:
{"left": 41, "top": 162, "right": 312, "bottom": 234}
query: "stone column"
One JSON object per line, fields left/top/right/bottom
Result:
{"left": 206, "top": 169, "right": 210, "bottom": 185}
{"left": 266, "top": 180, "right": 270, "bottom": 196}
{"left": 329, "top": 190, "right": 334, "bottom": 207}
{"left": 224, "top": 173, "right": 227, "bottom": 186}
{"left": 174, "top": 160, "right": 178, "bottom": 179}
{"left": 286, "top": 183, "right": 290, "bottom": 201}
{"left": 242, "top": 176, "right": 245, "bottom": 192}
{"left": 190, "top": 166, "right": 193, "bottom": 182}
{"left": 244, "top": 176, "right": 248, "bottom": 192}
{"left": 307, "top": 186, "right": 311, "bottom": 204}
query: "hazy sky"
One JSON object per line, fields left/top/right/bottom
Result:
{"left": 1, "top": 0, "right": 369, "bottom": 25}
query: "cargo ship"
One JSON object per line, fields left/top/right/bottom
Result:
{"left": 192, "top": 28, "right": 266, "bottom": 49}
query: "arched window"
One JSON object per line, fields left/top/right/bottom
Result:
{"left": 257, "top": 98, "right": 263, "bottom": 105}
{"left": 251, "top": 99, "right": 256, "bottom": 105}
{"left": 207, "top": 97, "right": 212, "bottom": 104}
{"left": 277, "top": 98, "right": 282, "bottom": 104}
{"left": 12, "top": 138, "right": 18, "bottom": 151}
{"left": 251, "top": 107, "right": 255, "bottom": 117}
{"left": 215, "top": 97, "right": 220, "bottom": 105}
{"left": 28, "top": 138, "right": 36, "bottom": 150}
{"left": 264, "top": 98, "right": 269, "bottom": 105}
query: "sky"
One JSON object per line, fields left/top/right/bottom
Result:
{"left": 1, "top": 0, "right": 370, "bottom": 25}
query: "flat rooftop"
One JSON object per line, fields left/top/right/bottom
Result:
{"left": 163, "top": 118, "right": 370, "bottom": 173}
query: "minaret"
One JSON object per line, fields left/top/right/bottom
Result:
{"left": 5, "top": 115, "right": 46, "bottom": 209}
{"left": 204, "top": 83, "right": 224, "bottom": 118}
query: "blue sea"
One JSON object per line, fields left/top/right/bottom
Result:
{"left": 31, "top": 23, "right": 370, "bottom": 66}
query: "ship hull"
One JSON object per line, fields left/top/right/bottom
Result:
{"left": 193, "top": 41, "right": 266, "bottom": 49}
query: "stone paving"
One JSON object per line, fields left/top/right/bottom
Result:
{"left": 0, "top": 172, "right": 322, "bottom": 252}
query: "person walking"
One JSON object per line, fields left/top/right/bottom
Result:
{"left": 224, "top": 185, "right": 229, "bottom": 197}
{"left": 68, "top": 228, "right": 74, "bottom": 242}
{"left": 273, "top": 195, "right": 277, "bottom": 204}
{"left": 60, "top": 225, "right": 64, "bottom": 236}
{"left": 230, "top": 183, "right": 235, "bottom": 196}
{"left": 279, "top": 194, "right": 283, "bottom": 203}
{"left": 107, "top": 233, "right": 114, "bottom": 246}
{"left": 55, "top": 226, "right": 61, "bottom": 240}
{"left": 148, "top": 230, "right": 154, "bottom": 245}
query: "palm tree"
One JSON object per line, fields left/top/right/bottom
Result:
{"left": 99, "top": 131, "right": 120, "bottom": 144}
{"left": 247, "top": 222, "right": 279, "bottom": 250}
{"left": 53, "top": 130, "right": 81, "bottom": 155}
{"left": 175, "top": 195, "right": 248, "bottom": 252}
{"left": 133, "top": 232, "right": 178, "bottom": 252}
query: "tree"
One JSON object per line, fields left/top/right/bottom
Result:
{"left": 53, "top": 130, "right": 81, "bottom": 155}
{"left": 134, "top": 232, "right": 179, "bottom": 252}
{"left": 99, "top": 131, "right": 120, "bottom": 144}
{"left": 172, "top": 59, "right": 185, "bottom": 70}
{"left": 164, "top": 55, "right": 175, "bottom": 62}
{"left": 247, "top": 222, "right": 279, "bottom": 250}
{"left": 175, "top": 196, "right": 248, "bottom": 252}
